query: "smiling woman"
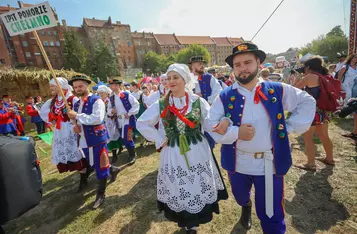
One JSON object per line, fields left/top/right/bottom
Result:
{"left": 137, "top": 63, "right": 228, "bottom": 234}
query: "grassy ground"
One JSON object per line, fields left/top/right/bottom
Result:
{"left": 3, "top": 118, "right": 357, "bottom": 234}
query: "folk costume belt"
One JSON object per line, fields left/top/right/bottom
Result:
{"left": 237, "top": 149, "right": 275, "bottom": 218}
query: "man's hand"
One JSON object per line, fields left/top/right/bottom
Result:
{"left": 7, "top": 107, "right": 14, "bottom": 113}
{"left": 124, "top": 113, "right": 129, "bottom": 119}
{"left": 73, "top": 124, "right": 81, "bottom": 134}
{"left": 212, "top": 119, "right": 230, "bottom": 135}
{"left": 111, "top": 107, "right": 117, "bottom": 115}
{"left": 238, "top": 124, "right": 255, "bottom": 141}
{"left": 67, "top": 110, "right": 77, "bottom": 120}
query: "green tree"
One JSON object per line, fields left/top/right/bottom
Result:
{"left": 327, "top": 25, "right": 346, "bottom": 38}
{"left": 143, "top": 51, "right": 166, "bottom": 73}
{"left": 87, "top": 39, "right": 119, "bottom": 80}
{"left": 62, "top": 30, "right": 89, "bottom": 73}
{"left": 176, "top": 44, "right": 211, "bottom": 64}
{"left": 300, "top": 26, "right": 348, "bottom": 63}
{"left": 162, "top": 54, "right": 177, "bottom": 72}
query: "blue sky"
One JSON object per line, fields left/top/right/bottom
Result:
{"left": 2, "top": 0, "right": 351, "bottom": 54}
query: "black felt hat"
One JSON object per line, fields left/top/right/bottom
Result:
{"left": 109, "top": 78, "right": 123, "bottom": 84}
{"left": 225, "top": 42, "right": 266, "bottom": 68}
{"left": 69, "top": 75, "right": 92, "bottom": 85}
{"left": 188, "top": 56, "right": 207, "bottom": 64}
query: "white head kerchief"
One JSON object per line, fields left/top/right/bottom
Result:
{"left": 97, "top": 85, "right": 112, "bottom": 95}
{"left": 50, "top": 77, "right": 72, "bottom": 91}
{"left": 166, "top": 64, "right": 195, "bottom": 91}
{"left": 160, "top": 74, "right": 168, "bottom": 83}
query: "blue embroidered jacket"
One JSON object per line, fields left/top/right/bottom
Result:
{"left": 198, "top": 73, "right": 213, "bottom": 101}
{"left": 74, "top": 95, "right": 109, "bottom": 147}
{"left": 219, "top": 82, "right": 292, "bottom": 175}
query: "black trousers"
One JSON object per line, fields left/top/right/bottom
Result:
{"left": 35, "top": 121, "right": 46, "bottom": 134}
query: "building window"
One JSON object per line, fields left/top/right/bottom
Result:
{"left": 53, "top": 52, "right": 57, "bottom": 57}
{"left": 53, "top": 31, "right": 57, "bottom": 36}
{"left": 43, "top": 41, "right": 48, "bottom": 46}
{"left": 25, "top": 52, "right": 31, "bottom": 57}
{"left": 41, "top": 31, "right": 45, "bottom": 35}
{"left": 20, "top": 34, "right": 25, "bottom": 38}
{"left": 22, "top": 41, "right": 28, "bottom": 47}
{"left": 48, "top": 31, "right": 51, "bottom": 36}
{"left": 56, "top": 41, "right": 60, "bottom": 46}
{"left": 0, "top": 59, "right": 5, "bottom": 64}
{"left": 148, "top": 41, "right": 150, "bottom": 46}
{"left": 138, "top": 40, "right": 141, "bottom": 46}
{"left": 50, "top": 41, "right": 54, "bottom": 46}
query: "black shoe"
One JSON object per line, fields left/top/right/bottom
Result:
{"left": 109, "top": 166, "right": 121, "bottom": 183}
{"left": 119, "top": 145, "right": 124, "bottom": 154}
{"left": 93, "top": 179, "right": 107, "bottom": 209}
{"left": 239, "top": 202, "right": 252, "bottom": 230}
{"left": 127, "top": 148, "right": 137, "bottom": 164}
{"left": 0, "top": 225, "right": 5, "bottom": 234}
{"left": 77, "top": 173, "right": 88, "bottom": 193}
{"left": 186, "top": 229, "right": 197, "bottom": 234}
{"left": 111, "top": 150, "right": 118, "bottom": 164}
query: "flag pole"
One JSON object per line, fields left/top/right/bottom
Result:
{"left": 17, "top": 1, "right": 70, "bottom": 110}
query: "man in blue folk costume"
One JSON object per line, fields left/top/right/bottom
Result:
{"left": 67, "top": 75, "right": 120, "bottom": 209}
{"left": 206, "top": 42, "right": 316, "bottom": 234}
{"left": 189, "top": 56, "right": 222, "bottom": 150}
{"left": 107, "top": 78, "right": 140, "bottom": 165}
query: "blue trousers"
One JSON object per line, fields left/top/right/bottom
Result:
{"left": 229, "top": 172, "right": 286, "bottom": 234}
{"left": 119, "top": 125, "right": 135, "bottom": 149}
{"left": 82, "top": 143, "right": 110, "bottom": 180}
{"left": 204, "top": 131, "right": 215, "bottom": 150}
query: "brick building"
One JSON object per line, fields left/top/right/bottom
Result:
{"left": 131, "top": 31, "right": 157, "bottom": 67}
{"left": 212, "top": 37, "right": 235, "bottom": 66}
{"left": 153, "top": 33, "right": 182, "bottom": 55}
{"left": 175, "top": 36, "right": 216, "bottom": 66}
{"left": 82, "top": 17, "right": 136, "bottom": 75}
{"left": 0, "top": 4, "right": 64, "bottom": 69}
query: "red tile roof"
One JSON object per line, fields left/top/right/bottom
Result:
{"left": 153, "top": 34, "right": 179, "bottom": 45}
{"left": 176, "top": 36, "right": 214, "bottom": 45}
{"left": 0, "top": 6, "right": 16, "bottom": 12}
{"left": 228, "top": 37, "right": 245, "bottom": 46}
{"left": 83, "top": 18, "right": 108, "bottom": 27}
{"left": 212, "top": 37, "right": 232, "bottom": 46}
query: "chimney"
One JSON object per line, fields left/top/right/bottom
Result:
{"left": 62, "top": 19, "right": 67, "bottom": 28}
{"left": 116, "top": 21, "right": 121, "bottom": 25}
{"left": 108, "top": 16, "right": 112, "bottom": 25}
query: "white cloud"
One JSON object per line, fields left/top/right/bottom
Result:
{"left": 140, "top": 0, "right": 349, "bottom": 54}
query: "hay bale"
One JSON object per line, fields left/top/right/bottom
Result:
{"left": 0, "top": 68, "right": 90, "bottom": 132}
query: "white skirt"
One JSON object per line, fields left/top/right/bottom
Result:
{"left": 51, "top": 121, "right": 84, "bottom": 165}
{"left": 157, "top": 138, "right": 225, "bottom": 214}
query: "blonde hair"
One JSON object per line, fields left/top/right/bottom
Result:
{"left": 261, "top": 68, "right": 270, "bottom": 78}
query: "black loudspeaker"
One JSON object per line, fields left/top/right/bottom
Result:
{"left": 0, "top": 136, "right": 42, "bottom": 225}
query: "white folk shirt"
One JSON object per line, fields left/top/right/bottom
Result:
{"left": 205, "top": 81, "right": 316, "bottom": 175}
{"left": 131, "top": 90, "right": 142, "bottom": 101}
{"left": 146, "top": 90, "right": 161, "bottom": 107}
{"left": 194, "top": 74, "right": 223, "bottom": 105}
{"left": 107, "top": 91, "right": 140, "bottom": 129}
{"left": 75, "top": 93, "right": 106, "bottom": 148}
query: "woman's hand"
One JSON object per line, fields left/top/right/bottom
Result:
{"left": 212, "top": 118, "right": 230, "bottom": 135}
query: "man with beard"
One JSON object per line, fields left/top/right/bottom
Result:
{"left": 189, "top": 56, "right": 222, "bottom": 150}
{"left": 206, "top": 42, "right": 316, "bottom": 234}
{"left": 67, "top": 75, "right": 120, "bottom": 209}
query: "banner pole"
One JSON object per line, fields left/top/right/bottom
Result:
{"left": 17, "top": 1, "right": 70, "bottom": 110}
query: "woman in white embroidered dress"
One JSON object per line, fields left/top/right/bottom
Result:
{"left": 137, "top": 64, "right": 228, "bottom": 234}
{"left": 40, "top": 78, "right": 86, "bottom": 177}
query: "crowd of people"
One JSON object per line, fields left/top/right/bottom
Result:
{"left": 1, "top": 41, "right": 355, "bottom": 234}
